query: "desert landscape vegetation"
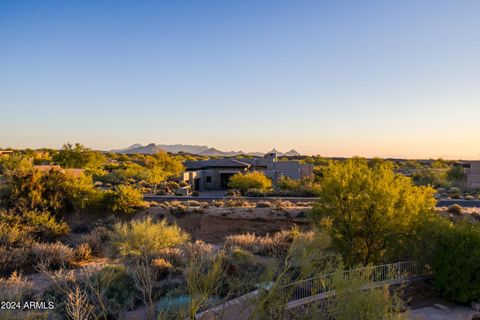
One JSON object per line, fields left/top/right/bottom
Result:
{"left": 2, "top": 1, "right": 480, "bottom": 319}
{"left": 0, "top": 145, "right": 480, "bottom": 319}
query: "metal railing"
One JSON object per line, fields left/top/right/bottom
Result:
{"left": 280, "top": 261, "right": 428, "bottom": 303}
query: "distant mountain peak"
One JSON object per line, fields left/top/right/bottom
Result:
{"left": 284, "top": 149, "right": 301, "bottom": 156}
{"left": 268, "top": 148, "right": 281, "bottom": 154}
{"left": 110, "top": 144, "right": 303, "bottom": 157}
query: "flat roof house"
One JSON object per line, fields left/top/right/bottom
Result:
{"left": 181, "top": 152, "right": 314, "bottom": 191}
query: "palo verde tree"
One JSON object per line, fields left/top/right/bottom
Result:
{"left": 228, "top": 171, "right": 272, "bottom": 194}
{"left": 141, "top": 152, "right": 184, "bottom": 194}
{"left": 310, "top": 158, "right": 436, "bottom": 266}
{"left": 53, "top": 143, "right": 106, "bottom": 169}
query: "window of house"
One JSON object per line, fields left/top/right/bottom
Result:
{"left": 206, "top": 176, "right": 212, "bottom": 183}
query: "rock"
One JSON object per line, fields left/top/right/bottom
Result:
{"left": 434, "top": 304, "right": 452, "bottom": 313}
{"left": 471, "top": 302, "right": 480, "bottom": 311}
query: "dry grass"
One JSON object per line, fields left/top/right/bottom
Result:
{"left": 224, "top": 199, "right": 252, "bottom": 208}
{"left": 75, "top": 243, "right": 93, "bottom": 261}
{"left": 224, "top": 229, "right": 308, "bottom": 256}
{"left": 32, "top": 242, "right": 75, "bottom": 270}
{"left": 256, "top": 201, "right": 272, "bottom": 208}
{"left": 273, "top": 200, "right": 294, "bottom": 210}
{"left": 0, "top": 271, "right": 33, "bottom": 302}
{"left": 0, "top": 246, "right": 31, "bottom": 274}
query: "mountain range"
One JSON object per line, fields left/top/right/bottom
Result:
{"left": 110, "top": 144, "right": 301, "bottom": 157}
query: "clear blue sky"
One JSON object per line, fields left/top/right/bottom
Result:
{"left": 1, "top": 1, "right": 479, "bottom": 159}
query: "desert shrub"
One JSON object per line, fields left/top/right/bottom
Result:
{"left": 185, "top": 240, "right": 215, "bottom": 262}
{"left": 0, "top": 311, "right": 50, "bottom": 320}
{"left": 105, "top": 185, "right": 145, "bottom": 214}
{"left": 0, "top": 218, "right": 31, "bottom": 247}
{"left": 224, "top": 199, "right": 251, "bottom": 208}
{"left": 228, "top": 172, "right": 272, "bottom": 194}
{"left": 0, "top": 271, "right": 33, "bottom": 302}
{"left": 447, "top": 204, "right": 463, "bottom": 215}
{"left": 465, "top": 195, "right": 475, "bottom": 200}
{"left": 289, "top": 230, "right": 339, "bottom": 278}
{"left": 88, "top": 265, "right": 135, "bottom": 317}
{"left": 276, "top": 176, "right": 321, "bottom": 197}
{"left": 156, "top": 296, "right": 190, "bottom": 320}
{"left": 223, "top": 248, "right": 268, "bottom": 297}
{"left": 32, "top": 242, "right": 75, "bottom": 270}
{"left": 152, "top": 258, "right": 174, "bottom": 277}
{"left": 225, "top": 229, "right": 301, "bottom": 256}
{"left": 1, "top": 165, "right": 100, "bottom": 215}
{"left": 0, "top": 246, "right": 31, "bottom": 274}
{"left": 273, "top": 200, "right": 293, "bottom": 210}
{"left": 157, "top": 247, "right": 185, "bottom": 268}
{"left": 0, "top": 208, "right": 69, "bottom": 245}
{"left": 184, "top": 251, "right": 225, "bottom": 318}
{"left": 226, "top": 189, "right": 242, "bottom": 197}
{"left": 22, "top": 209, "right": 70, "bottom": 239}
{"left": 75, "top": 243, "right": 92, "bottom": 261}
{"left": 327, "top": 265, "right": 406, "bottom": 320}
{"left": 256, "top": 201, "right": 272, "bottom": 208}
{"left": 211, "top": 200, "right": 224, "bottom": 207}
{"left": 169, "top": 203, "right": 189, "bottom": 217}
{"left": 412, "top": 167, "right": 447, "bottom": 188}
{"left": 110, "top": 217, "right": 188, "bottom": 258}
{"left": 81, "top": 226, "right": 109, "bottom": 256}
{"left": 184, "top": 200, "right": 207, "bottom": 207}
{"left": 430, "top": 223, "right": 480, "bottom": 304}
{"left": 245, "top": 188, "right": 267, "bottom": 197}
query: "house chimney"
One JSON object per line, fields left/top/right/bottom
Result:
{"left": 265, "top": 152, "right": 277, "bottom": 162}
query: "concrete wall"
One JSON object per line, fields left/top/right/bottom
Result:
{"left": 467, "top": 161, "right": 480, "bottom": 188}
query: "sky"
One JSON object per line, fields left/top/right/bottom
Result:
{"left": 1, "top": 1, "right": 480, "bottom": 159}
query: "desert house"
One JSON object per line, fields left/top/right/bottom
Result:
{"left": 33, "top": 165, "right": 85, "bottom": 177}
{"left": 0, "top": 150, "right": 14, "bottom": 158}
{"left": 181, "top": 152, "right": 314, "bottom": 191}
{"left": 465, "top": 161, "right": 480, "bottom": 188}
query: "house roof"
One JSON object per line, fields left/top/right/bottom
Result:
{"left": 184, "top": 158, "right": 252, "bottom": 170}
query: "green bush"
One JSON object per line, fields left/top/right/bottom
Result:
{"left": 89, "top": 265, "right": 135, "bottom": 316}
{"left": 431, "top": 223, "right": 480, "bottom": 304}
{"left": 228, "top": 172, "right": 272, "bottom": 194}
{"left": 0, "top": 209, "right": 69, "bottom": 246}
{"left": 110, "top": 217, "right": 188, "bottom": 258}
{"left": 105, "top": 185, "right": 145, "bottom": 214}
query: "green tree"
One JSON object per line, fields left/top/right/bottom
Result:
{"left": 412, "top": 167, "right": 447, "bottom": 188}
{"left": 53, "top": 143, "right": 106, "bottom": 169}
{"left": 228, "top": 171, "right": 272, "bottom": 194}
{"left": 446, "top": 165, "right": 465, "bottom": 184}
{"left": 142, "top": 152, "right": 184, "bottom": 194}
{"left": 310, "top": 158, "right": 436, "bottom": 266}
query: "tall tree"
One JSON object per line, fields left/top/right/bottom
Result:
{"left": 53, "top": 143, "right": 106, "bottom": 169}
{"left": 310, "top": 158, "right": 436, "bottom": 265}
